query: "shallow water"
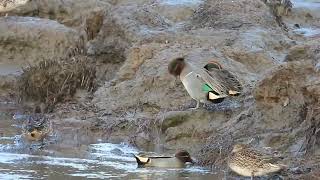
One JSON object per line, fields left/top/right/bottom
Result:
{"left": 0, "top": 102, "right": 223, "bottom": 179}
{"left": 292, "top": 0, "right": 320, "bottom": 8}
{"left": 0, "top": 63, "right": 22, "bottom": 76}
{"left": 0, "top": 144, "right": 218, "bottom": 179}
{"left": 291, "top": 0, "right": 320, "bottom": 37}
{"left": 293, "top": 27, "right": 320, "bottom": 37}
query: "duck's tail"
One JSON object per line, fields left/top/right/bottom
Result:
{"left": 204, "top": 61, "right": 243, "bottom": 96}
{"left": 277, "top": 163, "right": 288, "bottom": 170}
{"left": 228, "top": 90, "right": 241, "bottom": 96}
{"left": 133, "top": 154, "right": 150, "bottom": 167}
{"left": 268, "top": 163, "right": 286, "bottom": 173}
{"left": 207, "top": 91, "right": 225, "bottom": 103}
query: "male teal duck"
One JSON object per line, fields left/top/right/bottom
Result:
{"left": 168, "top": 57, "right": 242, "bottom": 109}
{"left": 228, "top": 144, "right": 285, "bottom": 180}
{"left": 134, "top": 150, "right": 194, "bottom": 168}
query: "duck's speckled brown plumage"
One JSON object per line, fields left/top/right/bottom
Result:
{"left": 22, "top": 107, "right": 52, "bottom": 142}
{"left": 0, "top": 0, "right": 29, "bottom": 11}
{"left": 228, "top": 144, "right": 283, "bottom": 178}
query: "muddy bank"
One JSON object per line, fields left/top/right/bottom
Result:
{"left": 0, "top": 0, "right": 320, "bottom": 179}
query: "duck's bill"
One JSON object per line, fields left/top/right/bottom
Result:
{"left": 24, "top": 130, "right": 46, "bottom": 141}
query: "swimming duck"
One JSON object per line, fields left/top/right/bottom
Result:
{"left": 168, "top": 57, "right": 242, "bottom": 109}
{"left": 228, "top": 144, "right": 284, "bottom": 179}
{"left": 22, "top": 106, "right": 52, "bottom": 142}
{"left": 133, "top": 150, "right": 194, "bottom": 168}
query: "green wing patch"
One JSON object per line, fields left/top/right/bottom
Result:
{"left": 202, "top": 84, "right": 213, "bottom": 92}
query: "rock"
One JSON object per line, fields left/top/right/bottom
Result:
{"left": 83, "top": 9, "right": 104, "bottom": 41}
{"left": 295, "top": 171, "right": 319, "bottom": 180}
{"left": 222, "top": 28, "right": 293, "bottom": 73}
{"left": 0, "top": 74, "right": 16, "bottom": 95}
{"left": 165, "top": 126, "right": 193, "bottom": 141}
{"left": 0, "top": 0, "right": 110, "bottom": 27}
{"left": 254, "top": 61, "right": 319, "bottom": 126}
{"left": 0, "top": 16, "right": 81, "bottom": 65}
{"left": 133, "top": 131, "right": 151, "bottom": 148}
{"left": 191, "top": 0, "right": 276, "bottom": 29}
{"left": 284, "top": 46, "right": 309, "bottom": 62}
{"left": 116, "top": 45, "right": 154, "bottom": 81}
{"left": 161, "top": 111, "right": 192, "bottom": 131}
{"left": 289, "top": 166, "right": 312, "bottom": 175}
{"left": 155, "top": 1, "right": 198, "bottom": 23}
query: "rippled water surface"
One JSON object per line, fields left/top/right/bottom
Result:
{"left": 292, "top": 0, "right": 320, "bottom": 8}
{"left": 0, "top": 63, "right": 21, "bottom": 76}
{"left": 292, "top": 0, "right": 320, "bottom": 37}
{"left": 0, "top": 103, "right": 222, "bottom": 179}
{"left": 293, "top": 27, "right": 320, "bottom": 37}
{"left": 0, "top": 143, "right": 217, "bottom": 179}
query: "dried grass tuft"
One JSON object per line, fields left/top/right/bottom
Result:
{"left": 18, "top": 56, "right": 96, "bottom": 109}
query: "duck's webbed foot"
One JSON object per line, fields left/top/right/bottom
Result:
{"left": 251, "top": 172, "right": 255, "bottom": 180}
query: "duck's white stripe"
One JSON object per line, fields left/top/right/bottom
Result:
{"left": 184, "top": 71, "right": 193, "bottom": 78}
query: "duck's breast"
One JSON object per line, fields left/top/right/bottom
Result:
{"left": 180, "top": 71, "right": 207, "bottom": 102}
{"left": 253, "top": 163, "right": 282, "bottom": 176}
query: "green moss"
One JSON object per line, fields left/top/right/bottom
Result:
{"left": 161, "top": 111, "right": 190, "bottom": 131}
{"left": 285, "top": 47, "right": 308, "bottom": 62}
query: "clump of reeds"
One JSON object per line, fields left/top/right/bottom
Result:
{"left": 17, "top": 55, "right": 96, "bottom": 108}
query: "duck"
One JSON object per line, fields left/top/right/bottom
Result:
{"left": 22, "top": 106, "right": 52, "bottom": 142}
{"left": 228, "top": 144, "right": 285, "bottom": 180}
{"left": 133, "top": 150, "right": 194, "bottom": 168}
{"left": 0, "top": 0, "right": 30, "bottom": 12}
{"left": 168, "top": 57, "right": 242, "bottom": 109}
